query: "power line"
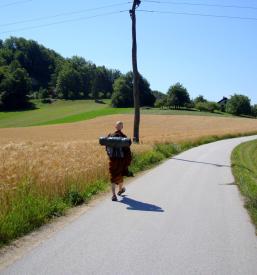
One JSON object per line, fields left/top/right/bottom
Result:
{"left": 0, "top": 2, "right": 131, "bottom": 27}
{"left": 0, "top": 10, "right": 129, "bottom": 35}
{"left": 143, "top": 0, "right": 257, "bottom": 11}
{"left": 0, "top": 0, "right": 32, "bottom": 9}
{"left": 138, "top": 9, "right": 257, "bottom": 21}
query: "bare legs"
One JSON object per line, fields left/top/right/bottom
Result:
{"left": 111, "top": 183, "right": 116, "bottom": 196}
{"left": 112, "top": 181, "right": 124, "bottom": 196}
{"left": 118, "top": 181, "right": 124, "bottom": 193}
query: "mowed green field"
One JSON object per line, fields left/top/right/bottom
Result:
{"left": 232, "top": 139, "right": 257, "bottom": 230}
{"left": 0, "top": 100, "right": 133, "bottom": 128}
{"left": 0, "top": 99, "right": 233, "bottom": 128}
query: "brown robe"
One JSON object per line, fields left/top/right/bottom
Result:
{"left": 107, "top": 130, "right": 132, "bottom": 185}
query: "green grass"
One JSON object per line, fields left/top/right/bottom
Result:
{"left": 0, "top": 100, "right": 241, "bottom": 128}
{"left": 1, "top": 132, "right": 257, "bottom": 246}
{"left": 231, "top": 139, "right": 257, "bottom": 231}
{"left": 0, "top": 99, "right": 133, "bottom": 128}
{"left": 0, "top": 180, "right": 108, "bottom": 246}
{"left": 37, "top": 107, "right": 132, "bottom": 126}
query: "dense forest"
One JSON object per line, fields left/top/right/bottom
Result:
{"left": 0, "top": 37, "right": 155, "bottom": 110}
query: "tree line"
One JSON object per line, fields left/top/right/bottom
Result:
{"left": 154, "top": 83, "right": 257, "bottom": 117}
{"left": 0, "top": 37, "right": 155, "bottom": 110}
{"left": 0, "top": 37, "right": 256, "bottom": 117}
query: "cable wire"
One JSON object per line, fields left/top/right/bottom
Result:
{"left": 143, "top": 0, "right": 257, "bottom": 11}
{"left": 0, "top": 2, "right": 131, "bottom": 27}
{"left": 0, "top": 0, "right": 32, "bottom": 9}
{"left": 138, "top": 9, "right": 257, "bottom": 21}
{"left": 0, "top": 10, "right": 129, "bottom": 35}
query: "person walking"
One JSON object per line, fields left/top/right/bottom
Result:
{"left": 106, "top": 121, "right": 132, "bottom": 201}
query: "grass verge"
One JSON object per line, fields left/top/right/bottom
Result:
{"left": 231, "top": 139, "right": 257, "bottom": 231}
{"left": 1, "top": 131, "right": 257, "bottom": 247}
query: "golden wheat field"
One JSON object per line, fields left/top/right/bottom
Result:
{"left": 1, "top": 114, "right": 257, "bottom": 212}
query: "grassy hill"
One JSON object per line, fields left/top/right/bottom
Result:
{"left": 0, "top": 99, "right": 234, "bottom": 128}
{"left": 0, "top": 100, "right": 132, "bottom": 128}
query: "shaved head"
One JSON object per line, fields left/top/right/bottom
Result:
{"left": 115, "top": 121, "right": 123, "bottom": 131}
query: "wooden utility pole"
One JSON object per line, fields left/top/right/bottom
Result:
{"left": 130, "top": 0, "right": 141, "bottom": 143}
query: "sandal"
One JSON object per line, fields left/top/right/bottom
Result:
{"left": 117, "top": 187, "right": 126, "bottom": 196}
{"left": 112, "top": 195, "right": 117, "bottom": 201}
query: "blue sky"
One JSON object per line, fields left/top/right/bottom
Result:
{"left": 1, "top": 0, "right": 257, "bottom": 104}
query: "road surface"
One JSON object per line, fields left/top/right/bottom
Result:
{"left": 1, "top": 136, "right": 257, "bottom": 275}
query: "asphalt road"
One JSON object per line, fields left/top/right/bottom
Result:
{"left": 1, "top": 136, "right": 257, "bottom": 275}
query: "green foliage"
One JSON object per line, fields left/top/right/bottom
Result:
{"left": 111, "top": 75, "right": 133, "bottom": 107}
{"left": 232, "top": 140, "right": 257, "bottom": 230}
{"left": 82, "top": 180, "right": 108, "bottom": 200}
{"left": 0, "top": 99, "right": 132, "bottom": 128}
{"left": 130, "top": 150, "right": 165, "bottom": 173}
{"left": 152, "top": 90, "right": 166, "bottom": 100}
{"left": 66, "top": 187, "right": 84, "bottom": 206}
{"left": 0, "top": 191, "right": 50, "bottom": 244}
{"left": 0, "top": 180, "right": 108, "bottom": 246}
{"left": 194, "top": 95, "right": 207, "bottom": 105}
{"left": 154, "top": 143, "right": 180, "bottom": 157}
{"left": 0, "top": 37, "right": 62, "bottom": 91}
{"left": 111, "top": 72, "right": 156, "bottom": 107}
{"left": 226, "top": 94, "right": 251, "bottom": 115}
{"left": 154, "top": 97, "right": 167, "bottom": 108}
{"left": 56, "top": 63, "right": 83, "bottom": 99}
{"left": 166, "top": 82, "right": 190, "bottom": 109}
{"left": 251, "top": 104, "right": 257, "bottom": 117}
{"left": 0, "top": 64, "right": 31, "bottom": 110}
{"left": 195, "top": 101, "right": 219, "bottom": 113}
{"left": 0, "top": 37, "right": 122, "bottom": 109}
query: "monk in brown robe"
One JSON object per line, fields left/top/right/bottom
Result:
{"left": 107, "top": 121, "right": 132, "bottom": 201}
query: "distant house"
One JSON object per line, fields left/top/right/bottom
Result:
{"left": 217, "top": 97, "right": 228, "bottom": 111}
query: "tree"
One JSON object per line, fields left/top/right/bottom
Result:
{"left": 0, "top": 65, "right": 31, "bottom": 110}
{"left": 166, "top": 83, "right": 190, "bottom": 109}
{"left": 226, "top": 94, "right": 251, "bottom": 115}
{"left": 111, "top": 72, "right": 155, "bottom": 108}
{"left": 56, "top": 64, "right": 83, "bottom": 99}
{"left": 111, "top": 76, "right": 133, "bottom": 107}
{"left": 3, "top": 37, "right": 60, "bottom": 90}
{"left": 67, "top": 56, "right": 95, "bottom": 98}
{"left": 154, "top": 97, "right": 167, "bottom": 109}
{"left": 91, "top": 67, "right": 113, "bottom": 100}
{"left": 152, "top": 90, "right": 166, "bottom": 100}
{"left": 251, "top": 104, "right": 257, "bottom": 117}
{"left": 194, "top": 95, "right": 207, "bottom": 104}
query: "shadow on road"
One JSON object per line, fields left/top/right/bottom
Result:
{"left": 172, "top": 157, "right": 231, "bottom": 168}
{"left": 119, "top": 196, "right": 164, "bottom": 212}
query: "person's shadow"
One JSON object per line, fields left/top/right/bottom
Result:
{"left": 119, "top": 195, "right": 164, "bottom": 212}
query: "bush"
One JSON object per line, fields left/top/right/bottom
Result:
{"left": 154, "top": 97, "right": 167, "bottom": 109}
{"left": 195, "top": 101, "right": 218, "bottom": 113}
{"left": 65, "top": 187, "right": 84, "bottom": 206}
